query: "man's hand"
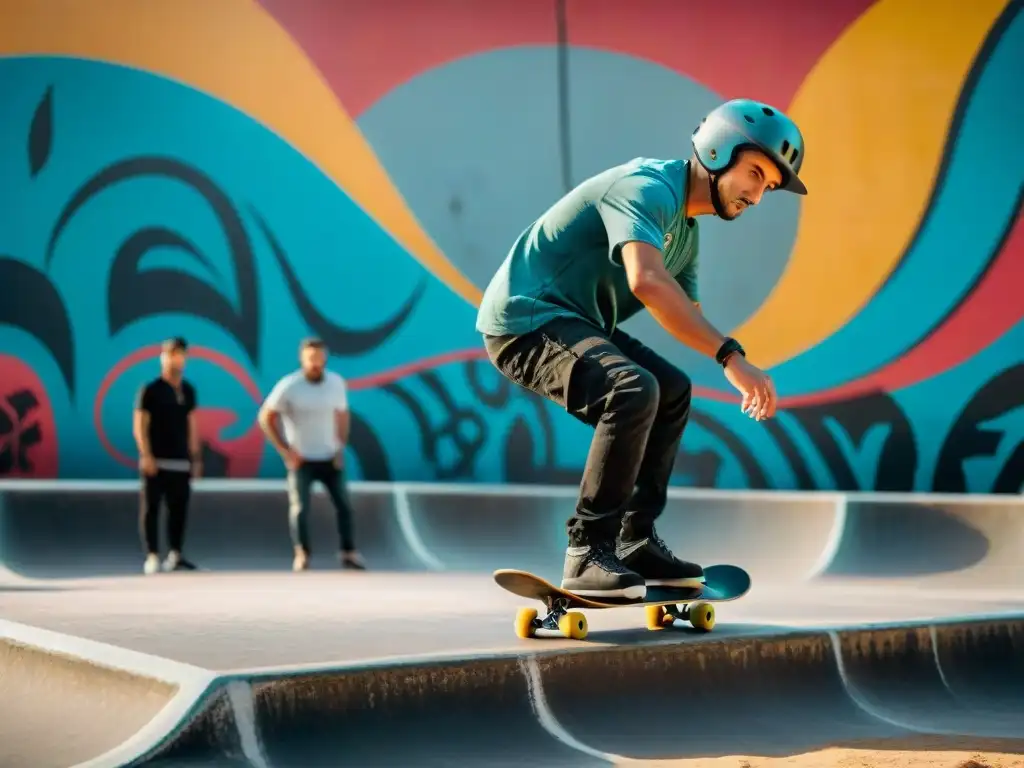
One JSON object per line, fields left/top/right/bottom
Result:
{"left": 191, "top": 459, "right": 203, "bottom": 479}
{"left": 140, "top": 453, "right": 157, "bottom": 477}
{"left": 723, "top": 354, "right": 777, "bottom": 421}
{"left": 281, "top": 446, "right": 303, "bottom": 471}
{"left": 332, "top": 449, "right": 344, "bottom": 471}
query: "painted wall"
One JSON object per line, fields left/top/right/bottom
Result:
{"left": 0, "top": 0, "right": 1021, "bottom": 492}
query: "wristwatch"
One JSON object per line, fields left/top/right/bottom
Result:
{"left": 715, "top": 337, "right": 746, "bottom": 367}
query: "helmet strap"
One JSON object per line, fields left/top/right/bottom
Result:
{"left": 709, "top": 173, "right": 730, "bottom": 219}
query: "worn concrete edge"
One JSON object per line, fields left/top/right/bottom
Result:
{"left": 0, "top": 619, "right": 220, "bottom": 768}
{"left": 224, "top": 608, "right": 1024, "bottom": 680}
{"left": 6, "top": 610, "right": 1024, "bottom": 767}
{"left": 129, "top": 610, "right": 1024, "bottom": 767}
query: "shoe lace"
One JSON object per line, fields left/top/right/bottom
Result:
{"left": 590, "top": 543, "right": 629, "bottom": 574}
{"left": 649, "top": 527, "right": 674, "bottom": 556}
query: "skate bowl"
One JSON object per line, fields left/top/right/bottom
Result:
{"left": 5, "top": 616, "right": 1023, "bottom": 767}
{"left": 1, "top": 480, "right": 1022, "bottom": 587}
{"left": 3, "top": 480, "right": 1024, "bottom": 767}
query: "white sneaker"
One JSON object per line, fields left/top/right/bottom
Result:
{"left": 144, "top": 553, "right": 160, "bottom": 575}
{"left": 293, "top": 548, "right": 309, "bottom": 571}
{"left": 162, "top": 551, "right": 198, "bottom": 572}
{"left": 162, "top": 551, "right": 179, "bottom": 571}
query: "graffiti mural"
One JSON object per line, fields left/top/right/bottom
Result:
{"left": 0, "top": 0, "right": 1021, "bottom": 492}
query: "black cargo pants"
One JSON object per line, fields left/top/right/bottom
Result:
{"left": 483, "top": 315, "right": 692, "bottom": 547}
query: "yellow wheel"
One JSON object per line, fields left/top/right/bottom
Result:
{"left": 687, "top": 601, "right": 716, "bottom": 632}
{"left": 558, "top": 611, "right": 588, "bottom": 640}
{"left": 514, "top": 607, "right": 538, "bottom": 639}
{"left": 646, "top": 605, "right": 668, "bottom": 630}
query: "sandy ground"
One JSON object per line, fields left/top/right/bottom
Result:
{"left": 640, "top": 753, "right": 1024, "bottom": 767}
{"left": 626, "top": 736, "right": 1024, "bottom": 767}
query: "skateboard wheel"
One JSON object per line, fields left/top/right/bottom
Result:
{"left": 558, "top": 611, "right": 588, "bottom": 640}
{"left": 645, "top": 605, "right": 670, "bottom": 630}
{"left": 687, "top": 601, "right": 715, "bottom": 632}
{"left": 514, "top": 607, "right": 538, "bottom": 639}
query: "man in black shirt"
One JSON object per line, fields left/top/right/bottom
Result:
{"left": 133, "top": 337, "right": 202, "bottom": 574}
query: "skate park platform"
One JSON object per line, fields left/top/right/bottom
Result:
{"left": 1, "top": 480, "right": 1023, "bottom": 767}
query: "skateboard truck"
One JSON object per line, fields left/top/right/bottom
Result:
{"left": 517, "top": 595, "right": 713, "bottom": 640}
{"left": 520, "top": 595, "right": 589, "bottom": 640}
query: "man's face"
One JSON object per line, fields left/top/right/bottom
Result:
{"left": 301, "top": 346, "right": 326, "bottom": 378}
{"left": 160, "top": 348, "right": 187, "bottom": 375}
{"left": 713, "top": 149, "right": 784, "bottom": 220}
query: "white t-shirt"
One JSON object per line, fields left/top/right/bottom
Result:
{"left": 262, "top": 370, "right": 349, "bottom": 461}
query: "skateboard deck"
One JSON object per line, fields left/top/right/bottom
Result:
{"left": 493, "top": 563, "right": 751, "bottom": 640}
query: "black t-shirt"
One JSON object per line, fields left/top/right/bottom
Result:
{"left": 136, "top": 378, "right": 197, "bottom": 461}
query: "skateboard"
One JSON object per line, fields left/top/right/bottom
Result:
{"left": 493, "top": 564, "right": 751, "bottom": 640}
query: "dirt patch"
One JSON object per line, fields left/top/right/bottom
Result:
{"left": 617, "top": 737, "right": 1024, "bottom": 767}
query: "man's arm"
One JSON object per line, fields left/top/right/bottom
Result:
{"left": 623, "top": 242, "right": 729, "bottom": 357}
{"left": 678, "top": 253, "right": 701, "bottom": 307}
{"left": 259, "top": 411, "right": 292, "bottom": 458}
{"left": 133, "top": 410, "right": 152, "bottom": 456}
{"left": 257, "top": 381, "right": 291, "bottom": 457}
{"left": 675, "top": 251, "right": 704, "bottom": 315}
{"left": 186, "top": 385, "right": 202, "bottom": 475}
{"left": 598, "top": 169, "right": 778, "bottom": 419}
{"left": 187, "top": 412, "right": 201, "bottom": 458}
{"left": 598, "top": 173, "right": 730, "bottom": 359}
{"left": 133, "top": 385, "right": 152, "bottom": 459}
{"left": 334, "top": 376, "right": 350, "bottom": 449}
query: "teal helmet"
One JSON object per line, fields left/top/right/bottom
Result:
{"left": 692, "top": 98, "right": 807, "bottom": 195}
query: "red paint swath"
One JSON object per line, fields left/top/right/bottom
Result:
{"left": 257, "top": 0, "right": 560, "bottom": 117}
{"left": 564, "top": 0, "right": 877, "bottom": 107}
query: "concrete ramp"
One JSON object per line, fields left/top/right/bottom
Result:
{"left": 0, "top": 620, "right": 213, "bottom": 768}
{"left": 1, "top": 481, "right": 1021, "bottom": 589}
{"left": 0, "top": 639, "right": 174, "bottom": 768}
{"left": 401, "top": 485, "right": 842, "bottom": 584}
{"left": 141, "top": 657, "right": 597, "bottom": 767}
{"left": 831, "top": 620, "right": 1024, "bottom": 738}
{"left": 0, "top": 483, "right": 423, "bottom": 578}
{"left": 819, "top": 494, "right": 1024, "bottom": 585}
{"left": 0, "top": 481, "right": 843, "bottom": 585}
{"left": 129, "top": 618, "right": 1024, "bottom": 766}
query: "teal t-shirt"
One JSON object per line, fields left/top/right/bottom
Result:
{"left": 476, "top": 157, "right": 700, "bottom": 338}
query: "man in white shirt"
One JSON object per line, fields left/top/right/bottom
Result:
{"left": 258, "top": 337, "right": 366, "bottom": 571}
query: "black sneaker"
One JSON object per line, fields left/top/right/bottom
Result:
{"left": 340, "top": 550, "right": 367, "bottom": 570}
{"left": 616, "top": 527, "right": 704, "bottom": 588}
{"left": 560, "top": 543, "right": 646, "bottom": 600}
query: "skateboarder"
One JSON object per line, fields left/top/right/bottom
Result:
{"left": 477, "top": 99, "right": 807, "bottom": 600}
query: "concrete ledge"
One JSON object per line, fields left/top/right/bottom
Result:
{"left": 0, "top": 620, "right": 217, "bottom": 768}
{"left": 157, "top": 617, "right": 1024, "bottom": 766}
{"left": 4, "top": 614, "right": 1024, "bottom": 766}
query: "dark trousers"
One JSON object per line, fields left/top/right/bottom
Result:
{"left": 287, "top": 460, "right": 356, "bottom": 552}
{"left": 484, "top": 316, "right": 692, "bottom": 547}
{"left": 139, "top": 469, "right": 192, "bottom": 554}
